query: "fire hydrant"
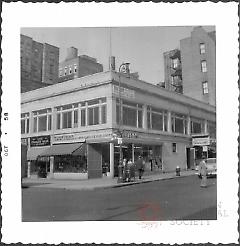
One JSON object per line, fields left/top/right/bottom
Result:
{"left": 176, "top": 166, "right": 181, "bottom": 176}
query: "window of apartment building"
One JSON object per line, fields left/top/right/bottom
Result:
{"left": 191, "top": 118, "right": 203, "bottom": 134}
{"left": 49, "top": 64, "right": 54, "bottom": 75}
{"left": 172, "top": 143, "right": 177, "bottom": 153}
{"left": 171, "top": 113, "right": 187, "bottom": 134}
{"left": 201, "top": 60, "right": 207, "bottom": 73}
{"left": 64, "top": 67, "right": 67, "bottom": 76}
{"left": 21, "top": 113, "right": 30, "bottom": 134}
{"left": 33, "top": 109, "right": 52, "bottom": 133}
{"left": 172, "top": 58, "right": 179, "bottom": 68}
{"left": 200, "top": 43, "right": 206, "bottom": 54}
{"left": 116, "top": 100, "right": 142, "bottom": 128}
{"left": 147, "top": 107, "right": 167, "bottom": 131}
{"left": 202, "top": 81, "right": 209, "bottom": 94}
{"left": 69, "top": 66, "right": 72, "bottom": 74}
{"left": 74, "top": 64, "right": 77, "bottom": 73}
{"left": 59, "top": 69, "right": 63, "bottom": 77}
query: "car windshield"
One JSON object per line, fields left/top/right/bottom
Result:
{"left": 206, "top": 158, "right": 216, "bottom": 164}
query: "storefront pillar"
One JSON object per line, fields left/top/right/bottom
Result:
{"left": 107, "top": 96, "right": 116, "bottom": 126}
{"left": 109, "top": 142, "right": 114, "bottom": 178}
{"left": 132, "top": 144, "right": 135, "bottom": 163}
{"left": 204, "top": 120, "right": 208, "bottom": 134}
{"left": 167, "top": 111, "right": 172, "bottom": 133}
{"left": 187, "top": 115, "right": 191, "bottom": 135}
{"left": 142, "top": 104, "right": 147, "bottom": 129}
{"left": 27, "top": 161, "right": 31, "bottom": 178}
{"left": 49, "top": 156, "right": 54, "bottom": 179}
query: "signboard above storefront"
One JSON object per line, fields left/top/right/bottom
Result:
{"left": 192, "top": 136, "right": 210, "bottom": 146}
{"left": 52, "top": 131, "right": 113, "bottom": 144}
{"left": 30, "top": 135, "right": 51, "bottom": 147}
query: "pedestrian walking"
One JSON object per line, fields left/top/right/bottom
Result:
{"left": 200, "top": 159, "right": 208, "bottom": 188}
{"left": 136, "top": 156, "right": 144, "bottom": 179}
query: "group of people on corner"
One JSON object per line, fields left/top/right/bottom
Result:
{"left": 122, "top": 155, "right": 145, "bottom": 182}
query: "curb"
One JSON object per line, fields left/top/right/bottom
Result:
{"left": 23, "top": 172, "right": 196, "bottom": 191}
{"left": 64, "top": 173, "right": 195, "bottom": 191}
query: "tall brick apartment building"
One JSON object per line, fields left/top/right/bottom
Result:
{"left": 163, "top": 26, "right": 216, "bottom": 106}
{"left": 21, "top": 34, "right": 59, "bottom": 92}
{"left": 58, "top": 47, "right": 103, "bottom": 83}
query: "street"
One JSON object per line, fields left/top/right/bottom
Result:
{"left": 22, "top": 176, "right": 216, "bottom": 221}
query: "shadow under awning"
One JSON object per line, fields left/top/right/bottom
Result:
{"left": 40, "top": 143, "right": 86, "bottom": 157}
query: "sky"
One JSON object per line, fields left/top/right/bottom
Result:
{"left": 21, "top": 26, "right": 215, "bottom": 84}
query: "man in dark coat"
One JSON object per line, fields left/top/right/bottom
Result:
{"left": 136, "top": 156, "right": 144, "bottom": 179}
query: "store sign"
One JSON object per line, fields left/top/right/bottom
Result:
{"left": 192, "top": 137, "right": 210, "bottom": 146}
{"left": 122, "top": 131, "right": 138, "bottom": 138}
{"left": 52, "top": 132, "right": 113, "bottom": 144}
{"left": 113, "top": 85, "right": 135, "bottom": 99}
{"left": 30, "top": 135, "right": 51, "bottom": 147}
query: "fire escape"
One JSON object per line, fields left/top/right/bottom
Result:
{"left": 169, "top": 50, "right": 183, "bottom": 94}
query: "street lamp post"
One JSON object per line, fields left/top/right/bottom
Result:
{"left": 117, "top": 62, "right": 130, "bottom": 183}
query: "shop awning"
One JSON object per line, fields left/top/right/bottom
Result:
{"left": 27, "top": 147, "right": 49, "bottom": 161}
{"left": 40, "top": 143, "right": 86, "bottom": 157}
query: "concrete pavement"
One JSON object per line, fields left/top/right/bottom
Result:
{"left": 22, "top": 169, "right": 196, "bottom": 191}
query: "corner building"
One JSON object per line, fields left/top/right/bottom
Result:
{"left": 21, "top": 71, "right": 216, "bottom": 179}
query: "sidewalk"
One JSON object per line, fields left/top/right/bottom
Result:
{"left": 22, "top": 169, "right": 196, "bottom": 191}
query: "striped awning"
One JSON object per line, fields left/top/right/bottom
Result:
{"left": 40, "top": 143, "right": 86, "bottom": 157}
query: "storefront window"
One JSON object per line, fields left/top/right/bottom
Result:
{"left": 123, "top": 106, "right": 137, "bottom": 127}
{"left": 138, "top": 110, "right": 142, "bottom": 128}
{"left": 38, "top": 115, "right": 47, "bottom": 132}
{"left": 81, "top": 109, "right": 86, "bottom": 126}
{"left": 116, "top": 100, "right": 142, "bottom": 128}
{"left": 62, "top": 111, "right": 72, "bottom": 128}
{"left": 101, "top": 105, "right": 107, "bottom": 124}
{"left": 152, "top": 112, "right": 163, "bottom": 130}
{"left": 33, "top": 109, "right": 52, "bottom": 133}
{"left": 74, "top": 110, "right": 78, "bottom": 128}
{"left": 21, "top": 113, "right": 30, "bottom": 134}
{"left": 57, "top": 113, "right": 61, "bottom": 129}
{"left": 54, "top": 155, "right": 87, "bottom": 173}
{"left": 55, "top": 98, "right": 107, "bottom": 129}
{"left": 88, "top": 107, "right": 99, "bottom": 125}
{"left": 191, "top": 118, "right": 203, "bottom": 134}
{"left": 172, "top": 113, "right": 186, "bottom": 134}
{"left": 147, "top": 107, "right": 166, "bottom": 131}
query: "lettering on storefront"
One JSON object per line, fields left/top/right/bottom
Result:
{"left": 30, "top": 135, "right": 51, "bottom": 147}
{"left": 192, "top": 137, "right": 210, "bottom": 146}
{"left": 52, "top": 132, "right": 113, "bottom": 144}
{"left": 113, "top": 85, "right": 135, "bottom": 99}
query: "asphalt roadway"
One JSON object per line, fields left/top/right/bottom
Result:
{"left": 22, "top": 175, "right": 217, "bottom": 221}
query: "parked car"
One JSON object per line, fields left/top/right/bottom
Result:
{"left": 196, "top": 158, "right": 217, "bottom": 178}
